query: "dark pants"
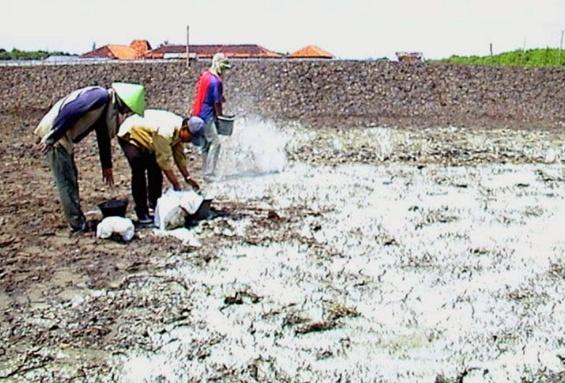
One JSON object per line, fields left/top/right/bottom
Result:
{"left": 119, "top": 139, "right": 163, "bottom": 218}
{"left": 46, "top": 145, "right": 86, "bottom": 231}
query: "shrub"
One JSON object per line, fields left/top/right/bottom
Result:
{"left": 435, "top": 48, "right": 565, "bottom": 68}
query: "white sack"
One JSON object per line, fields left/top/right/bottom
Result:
{"left": 154, "top": 190, "right": 204, "bottom": 231}
{"left": 96, "top": 216, "right": 135, "bottom": 241}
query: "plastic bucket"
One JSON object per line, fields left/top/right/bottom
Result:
{"left": 185, "top": 199, "right": 214, "bottom": 226}
{"left": 98, "top": 198, "right": 129, "bottom": 218}
{"left": 217, "top": 115, "right": 235, "bottom": 136}
{"left": 192, "top": 199, "right": 213, "bottom": 220}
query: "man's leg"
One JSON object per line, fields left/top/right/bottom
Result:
{"left": 119, "top": 139, "right": 150, "bottom": 219}
{"left": 46, "top": 145, "right": 85, "bottom": 231}
{"left": 203, "top": 119, "right": 221, "bottom": 179}
{"left": 146, "top": 153, "right": 163, "bottom": 211}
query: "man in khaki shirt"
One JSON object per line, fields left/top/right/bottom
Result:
{"left": 118, "top": 109, "right": 204, "bottom": 224}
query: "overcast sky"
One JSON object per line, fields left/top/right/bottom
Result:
{"left": 3, "top": 0, "right": 564, "bottom": 59}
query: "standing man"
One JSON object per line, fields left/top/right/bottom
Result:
{"left": 117, "top": 109, "right": 205, "bottom": 224}
{"left": 34, "top": 82, "right": 145, "bottom": 232}
{"left": 190, "top": 52, "right": 231, "bottom": 181}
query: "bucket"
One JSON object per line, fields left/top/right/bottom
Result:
{"left": 185, "top": 198, "right": 213, "bottom": 226}
{"left": 217, "top": 115, "right": 235, "bottom": 136}
{"left": 192, "top": 199, "right": 213, "bottom": 220}
{"left": 98, "top": 198, "right": 129, "bottom": 218}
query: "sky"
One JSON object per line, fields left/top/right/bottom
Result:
{"left": 2, "top": 0, "right": 564, "bottom": 59}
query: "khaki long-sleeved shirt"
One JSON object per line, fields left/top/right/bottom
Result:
{"left": 118, "top": 109, "right": 187, "bottom": 171}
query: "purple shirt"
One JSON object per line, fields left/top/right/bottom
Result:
{"left": 45, "top": 86, "right": 113, "bottom": 169}
{"left": 191, "top": 71, "right": 223, "bottom": 123}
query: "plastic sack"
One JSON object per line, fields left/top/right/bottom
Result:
{"left": 154, "top": 189, "right": 204, "bottom": 231}
{"left": 96, "top": 216, "right": 135, "bottom": 241}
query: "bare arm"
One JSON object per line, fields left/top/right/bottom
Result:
{"left": 214, "top": 102, "right": 223, "bottom": 119}
{"left": 177, "top": 165, "right": 200, "bottom": 190}
{"left": 163, "top": 168, "right": 182, "bottom": 191}
{"left": 171, "top": 142, "right": 200, "bottom": 190}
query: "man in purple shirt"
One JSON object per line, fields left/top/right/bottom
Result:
{"left": 190, "top": 53, "right": 231, "bottom": 180}
{"left": 34, "top": 83, "right": 145, "bottom": 232}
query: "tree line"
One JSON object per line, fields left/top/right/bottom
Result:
{"left": 436, "top": 48, "right": 565, "bottom": 68}
{"left": 0, "top": 48, "right": 74, "bottom": 60}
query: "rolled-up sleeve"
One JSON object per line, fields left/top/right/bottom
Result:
{"left": 153, "top": 134, "right": 174, "bottom": 170}
{"left": 172, "top": 143, "right": 187, "bottom": 169}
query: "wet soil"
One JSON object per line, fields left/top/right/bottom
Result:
{"left": 0, "top": 114, "right": 564, "bottom": 382}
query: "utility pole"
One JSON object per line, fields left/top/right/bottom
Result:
{"left": 186, "top": 25, "right": 190, "bottom": 68}
{"left": 559, "top": 30, "right": 564, "bottom": 66}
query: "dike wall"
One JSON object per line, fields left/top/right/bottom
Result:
{"left": 0, "top": 60, "right": 563, "bottom": 129}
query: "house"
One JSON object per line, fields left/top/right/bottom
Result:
{"left": 395, "top": 52, "right": 424, "bottom": 63}
{"left": 145, "top": 44, "right": 282, "bottom": 59}
{"left": 289, "top": 45, "right": 334, "bottom": 59}
{"left": 80, "top": 40, "right": 152, "bottom": 60}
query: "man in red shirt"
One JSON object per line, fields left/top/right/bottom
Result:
{"left": 190, "top": 53, "right": 231, "bottom": 181}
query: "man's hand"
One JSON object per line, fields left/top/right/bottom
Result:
{"left": 35, "top": 142, "right": 53, "bottom": 154}
{"left": 185, "top": 176, "right": 200, "bottom": 191}
{"left": 102, "top": 168, "right": 114, "bottom": 187}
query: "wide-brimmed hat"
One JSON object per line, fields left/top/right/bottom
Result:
{"left": 112, "top": 82, "right": 146, "bottom": 116}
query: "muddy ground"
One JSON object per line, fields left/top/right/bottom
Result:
{"left": 0, "top": 113, "right": 564, "bottom": 382}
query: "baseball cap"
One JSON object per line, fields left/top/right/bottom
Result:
{"left": 186, "top": 116, "right": 205, "bottom": 147}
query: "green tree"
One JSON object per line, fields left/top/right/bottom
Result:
{"left": 0, "top": 48, "right": 73, "bottom": 60}
{"left": 435, "top": 48, "right": 565, "bottom": 68}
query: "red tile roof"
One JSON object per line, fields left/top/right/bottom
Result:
{"left": 81, "top": 45, "right": 141, "bottom": 60}
{"left": 80, "top": 45, "right": 136, "bottom": 60}
{"left": 146, "top": 44, "right": 282, "bottom": 59}
{"left": 289, "top": 45, "right": 334, "bottom": 59}
{"left": 130, "top": 40, "right": 152, "bottom": 55}
{"left": 80, "top": 46, "right": 112, "bottom": 59}
{"left": 80, "top": 40, "right": 151, "bottom": 60}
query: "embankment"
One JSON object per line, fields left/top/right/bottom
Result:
{"left": 0, "top": 60, "right": 563, "bottom": 130}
